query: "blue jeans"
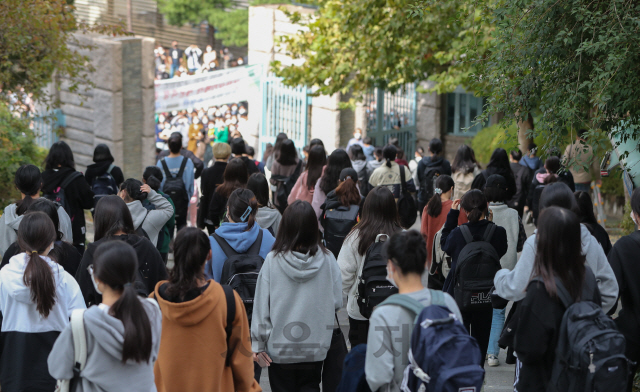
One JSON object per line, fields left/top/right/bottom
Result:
{"left": 487, "top": 307, "right": 506, "bottom": 356}
{"left": 575, "top": 182, "right": 591, "bottom": 193}
{"left": 170, "top": 63, "right": 179, "bottom": 78}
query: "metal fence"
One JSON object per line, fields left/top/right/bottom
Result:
{"left": 260, "top": 77, "right": 310, "bottom": 158}
{"left": 32, "top": 109, "right": 64, "bottom": 149}
{"left": 363, "top": 84, "right": 417, "bottom": 157}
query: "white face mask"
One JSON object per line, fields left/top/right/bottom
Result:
{"left": 386, "top": 264, "right": 398, "bottom": 288}
{"left": 631, "top": 211, "right": 638, "bottom": 226}
{"left": 88, "top": 266, "right": 103, "bottom": 295}
{"left": 354, "top": 132, "right": 362, "bottom": 140}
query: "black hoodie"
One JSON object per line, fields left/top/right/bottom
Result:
{"left": 75, "top": 234, "right": 168, "bottom": 307}
{"left": 608, "top": 231, "right": 640, "bottom": 347}
{"left": 84, "top": 161, "right": 125, "bottom": 188}
{"left": 41, "top": 167, "right": 94, "bottom": 247}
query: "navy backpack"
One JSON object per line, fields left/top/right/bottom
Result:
{"left": 336, "top": 344, "right": 372, "bottom": 392}
{"left": 380, "top": 291, "right": 485, "bottom": 392}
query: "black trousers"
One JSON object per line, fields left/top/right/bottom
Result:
{"left": 348, "top": 317, "right": 370, "bottom": 348}
{"left": 462, "top": 307, "right": 493, "bottom": 368}
{"left": 175, "top": 213, "right": 187, "bottom": 233}
{"left": 268, "top": 361, "right": 323, "bottom": 392}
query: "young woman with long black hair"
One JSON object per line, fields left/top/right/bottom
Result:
{"left": 0, "top": 164, "right": 73, "bottom": 256}
{"left": 451, "top": 144, "right": 482, "bottom": 200}
{"left": 320, "top": 168, "right": 362, "bottom": 257}
{"left": 337, "top": 186, "right": 402, "bottom": 347}
{"left": 76, "top": 196, "right": 167, "bottom": 307}
{"left": 512, "top": 206, "right": 602, "bottom": 391}
{"left": 289, "top": 144, "right": 327, "bottom": 205}
{"left": 41, "top": 141, "right": 94, "bottom": 255}
{"left": 349, "top": 144, "right": 370, "bottom": 197}
{"left": 247, "top": 173, "right": 282, "bottom": 236}
{"left": 48, "top": 241, "right": 161, "bottom": 391}
{"left": 312, "top": 149, "right": 353, "bottom": 220}
{"left": 252, "top": 200, "right": 342, "bottom": 392}
{"left": 153, "top": 227, "right": 259, "bottom": 392}
{"left": 270, "top": 139, "right": 301, "bottom": 213}
{"left": 440, "top": 190, "right": 508, "bottom": 364}
{"left": 471, "top": 147, "right": 516, "bottom": 201}
{"left": 207, "top": 157, "right": 248, "bottom": 230}
{"left": 0, "top": 212, "right": 85, "bottom": 392}
{"left": 265, "top": 132, "right": 288, "bottom": 172}
{"left": 1, "top": 198, "right": 82, "bottom": 275}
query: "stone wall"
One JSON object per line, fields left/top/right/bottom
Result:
{"left": 59, "top": 33, "right": 155, "bottom": 178}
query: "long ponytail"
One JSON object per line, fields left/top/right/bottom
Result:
{"left": 426, "top": 174, "right": 454, "bottom": 217}
{"left": 93, "top": 242, "right": 152, "bottom": 363}
{"left": 17, "top": 212, "right": 57, "bottom": 317}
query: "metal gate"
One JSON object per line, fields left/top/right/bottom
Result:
{"left": 363, "top": 84, "right": 417, "bottom": 157}
{"left": 32, "top": 109, "right": 64, "bottom": 149}
{"left": 260, "top": 77, "right": 310, "bottom": 158}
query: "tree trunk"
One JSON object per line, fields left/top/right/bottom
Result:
{"left": 207, "top": 21, "right": 216, "bottom": 48}
{"left": 517, "top": 112, "right": 534, "bottom": 153}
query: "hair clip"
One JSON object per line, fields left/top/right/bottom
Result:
{"left": 434, "top": 188, "right": 443, "bottom": 195}
{"left": 240, "top": 206, "right": 252, "bottom": 222}
{"left": 31, "top": 250, "right": 38, "bottom": 254}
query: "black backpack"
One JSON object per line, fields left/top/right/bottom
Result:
{"left": 43, "top": 171, "right": 82, "bottom": 219}
{"left": 397, "top": 166, "right": 417, "bottom": 228}
{"left": 532, "top": 273, "right": 631, "bottom": 392}
{"left": 271, "top": 160, "right": 303, "bottom": 210}
{"left": 453, "top": 224, "right": 502, "bottom": 312}
{"left": 91, "top": 164, "right": 118, "bottom": 208}
{"left": 213, "top": 230, "right": 264, "bottom": 324}
{"left": 160, "top": 157, "right": 189, "bottom": 219}
{"left": 357, "top": 234, "right": 398, "bottom": 319}
{"left": 322, "top": 204, "right": 359, "bottom": 258}
{"left": 418, "top": 164, "right": 445, "bottom": 212}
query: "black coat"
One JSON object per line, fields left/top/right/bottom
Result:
{"left": 41, "top": 167, "right": 94, "bottom": 246}
{"left": 208, "top": 191, "right": 228, "bottom": 229}
{"left": 84, "top": 161, "right": 125, "bottom": 188}
{"left": 1, "top": 240, "right": 81, "bottom": 276}
{"left": 512, "top": 270, "right": 601, "bottom": 392}
{"left": 440, "top": 209, "right": 508, "bottom": 296}
{"left": 508, "top": 162, "right": 531, "bottom": 214}
{"left": 583, "top": 221, "right": 612, "bottom": 256}
{"left": 198, "top": 161, "right": 227, "bottom": 229}
{"left": 608, "top": 231, "right": 640, "bottom": 343}
{"left": 75, "top": 234, "right": 168, "bottom": 307}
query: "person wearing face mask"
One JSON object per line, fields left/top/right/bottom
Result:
{"left": 187, "top": 115, "right": 203, "bottom": 154}
{"left": 364, "top": 231, "right": 463, "bottom": 392}
{"left": 346, "top": 128, "right": 365, "bottom": 150}
{"left": 0, "top": 212, "right": 85, "bottom": 392}
{"left": 607, "top": 186, "right": 640, "bottom": 391}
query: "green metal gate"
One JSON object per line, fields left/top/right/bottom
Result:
{"left": 363, "top": 84, "right": 417, "bottom": 157}
{"left": 260, "top": 77, "right": 310, "bottom": 157}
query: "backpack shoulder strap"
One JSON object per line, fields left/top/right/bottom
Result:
{"left": 139, "top": 210, "right": 150, "bottom": 230}
{"left": 160, "top": 159, "right": 173, "bottom": 179}
{"left": 212, "top": 233, "right": 239, "bottom": 258}
{"left": 483, "top": 223, "right": 497, "bottom": 242}
{"left": 428, "top": 289, "right": 447, "bottom": 308}
{"left": 106, "top": 164, "right": 114, "bottom": 175}
{"left": 176, "top": 157, "right": 189, "bottom": 178}
{"left": 531, "top": 276, "right": 573, "bottom": 309}
{"left": 70, "top": 308, "right": 88, "bottom": 373}
{"left": 379, "top": 294, "right": 424, "bottom": 319}
{"left": 222, "top": 285, "right": 236, "bottom": 367}
{"left": 246, "top": 229, "right": 264, "bottom": 256}
{"left": 459, "top": 225, "right": 474, "bottom": 244}
{"left": 61, "top": 171, "right": 82, "bottom": 189}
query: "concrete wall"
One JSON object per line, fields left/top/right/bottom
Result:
{"left": 248, "top": 4, "right": 342, "bottom": 152}
{"left": 59, "top": 33, "right": 155, "bottom": 178}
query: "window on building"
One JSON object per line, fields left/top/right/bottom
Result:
{"left": 444, "top": 89, "right": 488, "bottom": 135}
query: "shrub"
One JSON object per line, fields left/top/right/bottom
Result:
{"left": 0, "top": 103, "right": 47, "bottom": 210}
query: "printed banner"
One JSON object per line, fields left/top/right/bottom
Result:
{"left": 154, "top": 64, "right": 263, "bottom": 112}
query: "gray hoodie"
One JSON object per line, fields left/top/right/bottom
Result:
{"left": 127, "top": 189, "right": 173, "bottom": 247}
{"left": 494, "top": 224, "right": 619, "bottom": 312}
{"left": 0, "top": 203, "right": 73, "bottom": 257}
{"left": 251, "top": 249, "right": 342, "bottom": 364}
{"left": 48, "top": 299, "right": 162, "bottom": 392}
{"left": 255, "top": 207, "right": 281, "bottom": 235}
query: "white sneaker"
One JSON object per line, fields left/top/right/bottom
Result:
{"left": 487, "top": 354, "right": 500, "bottom": 367}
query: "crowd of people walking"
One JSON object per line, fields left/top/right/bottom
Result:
{"left": 0, "top": 126, "right": 634, "bottom": 392}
